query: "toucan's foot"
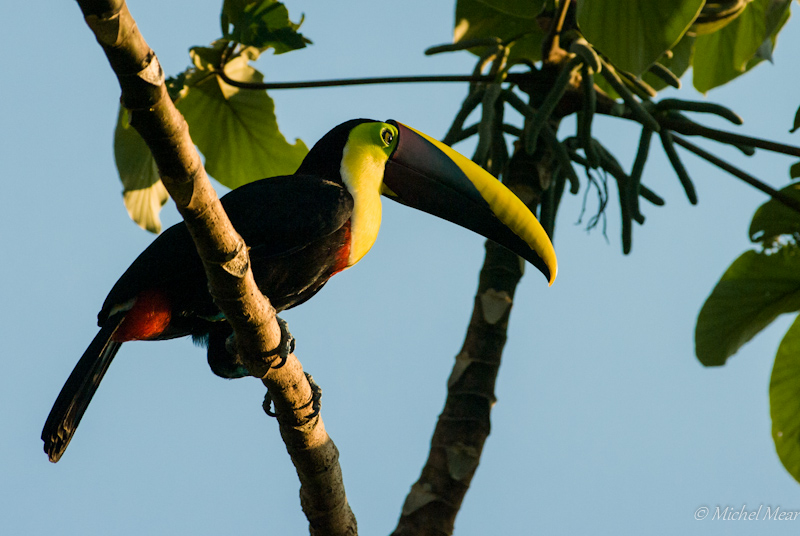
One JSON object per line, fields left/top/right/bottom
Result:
{"left": 207, "top": 317, "right": 293, "bottom": 379}
{"left": 265, "top": 316, "right": 295, "bottom": 369}
{"left": 263, "top": 372, "right": 322, "bottom": 422}
{"left": 205, "top": 325, "right": 249, "bottom": 379}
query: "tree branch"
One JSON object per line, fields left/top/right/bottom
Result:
{"left": 73, "top": 1, "right": 355, "bottom": 533}
{"left": 393, "top": 146, "right": 545, "bottom": 534}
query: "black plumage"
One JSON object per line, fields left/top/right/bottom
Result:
{"left": 42, "top": 120, "right": 369, "bottom": 462}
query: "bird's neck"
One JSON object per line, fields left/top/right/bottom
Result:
{"left": 340, "top": 145, "right": 384, "bottom": 267}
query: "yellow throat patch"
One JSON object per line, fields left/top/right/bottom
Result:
{"left": 339, "top": 122, "right": 398, "bottom": 267}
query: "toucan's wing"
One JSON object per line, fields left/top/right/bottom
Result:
{"left": 224, "top": 176, "right": 353, "bottom": 259}
{"left": 99, "top": 177, "right": 353, "bottom": 323}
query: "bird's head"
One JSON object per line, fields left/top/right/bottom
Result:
{"left": 297, "top": 119, "right": 558, "bottom": 285}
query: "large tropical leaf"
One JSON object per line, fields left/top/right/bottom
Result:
{"left": 176, "top": 47, "right": 308, "bottom": 190}
{"left": 454, "top": 0, "right": 546, "bottom": 64}
{"left": 695, "top": 247, "right": 800, "bottom": 366}
{"left": 749, "top": 183, "right": 800, "bottom": 244}
{"left": 770, "top": 314, "right": 800, "bottom": 484}
{"left": 576, "top": 0, "right": 704, "bottom": 76}
{"left": 693, "top": 0, "right": 792, "bottom": 93}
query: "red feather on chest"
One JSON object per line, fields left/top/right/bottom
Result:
{"left": 330, "top": 220, "right": 352, "bottom": 277}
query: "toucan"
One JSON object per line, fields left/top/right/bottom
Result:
{"left": 42, "top": 119, "right": 557, "bottom": 462}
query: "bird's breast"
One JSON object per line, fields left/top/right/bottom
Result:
{"left": 346, "top": 191, "right": 382, "bottom": 267}
{"left": 331, "top": 220, "right": 352, "bottom": 276}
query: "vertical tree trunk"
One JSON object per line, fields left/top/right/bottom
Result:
{"left": 393, "top": 143, "right": 551, "bottom": 535}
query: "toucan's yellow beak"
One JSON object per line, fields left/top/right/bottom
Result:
{"left": 382, "top": 121, "right": 557, "bottom": 285}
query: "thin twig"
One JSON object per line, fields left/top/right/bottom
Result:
{"left": 214, "top": 69, "right": 531, "bottom": 90}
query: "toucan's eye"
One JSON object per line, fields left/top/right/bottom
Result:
{"left": 380, "top": 128, "right": 394, "bottom": 146}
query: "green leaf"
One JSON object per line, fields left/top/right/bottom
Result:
{"left": 221, "top": 0, "right": 310, "bottom": 54}
{"left": 689, "top": 0, "right": 750, "bottom": 35}
{"left": 790, "top": 161, "right": 800, "bottom": 179}
{"left": 791, "top": 106, "right": 800, "bottom": 134}
{"left": 596, "top": 24, "right": 694, "bottom": 98}
{"left": 113, "top": 106, "right": 169, "bottom": 233}
{"left": 576, "top": 0, "right": 704, "bottom": 76}
{"left": 474, "top": 0, "right": 540, "bottom": 18}
{"left": 188, "top": 41, "right": 230, "bottom": 72}
{"left": 760, "top": 0, "right": 792, "bottom": 42}
{"left": 454, "top": 0, "right": 546, "bottom": 63}
{"left": 123, "top": 183, "right": 169, "bottom": 234}
{"left": 695, "top": 247, "right": 800, "bottom": 366}
{"left": 176, "top": 48, "right": 308, "bottom": 190}
{"left": 770, "top": 314, "right": 800, "bottom": 484}
{"left": 692, "top": 0, "right": 792, "bottom": 93}
{"left": 742, "top": 0, "right": 791, "bottom": 70}
{"left": 749, "top": 183, "right": 800, "bottom": 244}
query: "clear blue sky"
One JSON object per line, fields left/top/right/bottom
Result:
{"left": 3, "top": 1, "right": 800, "bottom": 534}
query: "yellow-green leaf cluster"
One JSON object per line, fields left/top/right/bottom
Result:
{"left": 453, "top": 0, "right": 791, "bottom": 94}
{"left": 177, "top": 46, "right": 308, "bottom": 190}
{"left": 113, "top": 1, "right": 310, "bottom": 232}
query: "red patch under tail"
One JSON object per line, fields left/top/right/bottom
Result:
{"left": 112, "top": 289, "right": 172, "bottom": 342}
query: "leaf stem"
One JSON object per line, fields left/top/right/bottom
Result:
{"left": 214, "top": 69, "right": 531, "bottom": 90}
{"left": 672, "top": 135, "right": 800, "bottom": 214}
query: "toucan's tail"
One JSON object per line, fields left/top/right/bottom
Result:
{"left": 42, "top": 318, "right": 124, "bottom": 462}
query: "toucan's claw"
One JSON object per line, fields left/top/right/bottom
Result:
{"left": 265, "top": 316, "right": 295, "bottom": 369}
{"left": 261, "top": 317, "right": 296, "bottom": 417}
{"left": 262, "top": 372, "right": 322, "bottom": 422}
{"left": 301, "top": 372, "right": 322, "bottom": 422}
{"left": 263, "top": 391, "right": 277, "bottom": 417}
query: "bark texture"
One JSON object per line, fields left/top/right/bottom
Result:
{"left": 74, "top": 1, "right": 355, "bottom": 533}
